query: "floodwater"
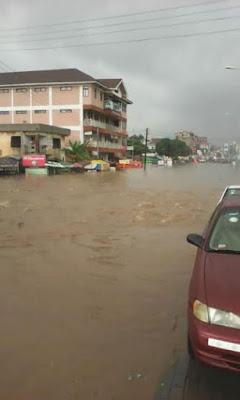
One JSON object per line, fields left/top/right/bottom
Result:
{"left": 0, "top": 163, "right": 239, "bottom": 400}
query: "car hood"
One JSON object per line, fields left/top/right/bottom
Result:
{"left": 205, "top": 253, "right": 240, "bottom": 315}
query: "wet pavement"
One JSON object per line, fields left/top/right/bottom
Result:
{"left": 0, "top": 164, "right": 240, "bottom": 399}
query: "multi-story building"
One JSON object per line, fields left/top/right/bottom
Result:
{"left": 175, "top": 131, "right": 197, "bottom": 151}
{"left": 148, "top": 138, "right": 161, "bottom": 152}
{"left": 0, "top": 68, "right": 132, "bottom": 160}
{"left": 175, "top": 131, "right": 210, "bottom": 154}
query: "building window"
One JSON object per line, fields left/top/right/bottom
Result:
{"left": 53, "top": 138, "right": 61, "bottom": 149}
{"left": 94, "top": 88, "right": 97, "bottom": 99}
{"left": 122, "top": 121, "right": 127, "bottom": 129}
{"left": 0, "top": 89, "right": 9, "bottom": 93}
{"left": 0, "top": 111, "right": 9, "bottom": 115}
{"left": 60, "top": 86, "right": 72, "bottom": 91}
{"left": 34, "top": 110, "right": 47, "bottom": 114}
{"left": 16, "top": 88, "right": 28, "bottom": 92}
{"left": 11, "top": 136, "right": 21, "bottom": 148}
{"left": 100, "top": 92, "right": 103, "bottom": 101}
{"left": 16, "top": 110, "right": 27, "bottom": 114}
{"left": 60, "top": 109, "right": 72, "bottom": 113}
{"left": 122, "top": 104, "right": 126, "bottom": 112}
{"left": 83, "top": 86, "right": 89, "bottom": 97}
{"left": 34, "top": 87, "right": 46, "bottom": 92}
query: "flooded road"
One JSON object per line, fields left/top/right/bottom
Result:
{"left": 0, "top": 164, "right": 239, "bottom": 400}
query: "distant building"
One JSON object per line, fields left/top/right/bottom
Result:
{"left": 148, "top": 138, "right": 161, "bottom": 151}
{"left": 175, "top": 131, "right": 209, "bottom": 154}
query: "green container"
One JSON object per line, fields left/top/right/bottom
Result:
{"left": 25, "top": 168, "right": 48, "bottom": 176}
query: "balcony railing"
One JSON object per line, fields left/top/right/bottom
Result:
{"left": 84, "top": 119, "right": 121, "bottom": 133}
{"left": 86, "top": 140, "right": 123, "bottom": 149}
{"left": 104, "top": 100, "right": 122, "bottom": 113}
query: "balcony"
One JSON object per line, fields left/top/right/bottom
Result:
{"left": 84, "top": 119, "right": 121, "bottom": 133}
{"left": 104, "top": 100, "right": 121, "bottom": 113}
{"left": 86, "top": 140, "right": 124, "bottom": 150}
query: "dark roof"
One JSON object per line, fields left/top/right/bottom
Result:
{"left": 0, "top": 123, "right": 70, "bottom": 136}
{"left": 0, "top": 68, "right": 95, "bottom": 86}
{"left": 149, "top": 138, "right": 161, "bottom": 143}
{"left": 97, "top": 79, "right": 122, "bottom": 88}
{"left": 0, "top": 156, "right": 19, "bottom": 167}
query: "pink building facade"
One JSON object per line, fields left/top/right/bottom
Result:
{"left": 0, "top": 69, "right": 132, "bottom": 160}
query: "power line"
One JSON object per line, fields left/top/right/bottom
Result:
{"left": 1, "top": 25, "right": 240, "bottom": 52}
{"left": 1, "top": 13, "right": 240, "bottom": 45}
{"left": 0, "top": 60, "right": 10, "bottom": 73}
{"left": 0, "top": 2, "right": 235, "bottom": 39}
{"left": 0, "top": 0, "right": 227, "bottom": 32}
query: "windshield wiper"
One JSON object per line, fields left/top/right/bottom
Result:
{"left": 209, "top": 248, "right": 240, "bottom": 254}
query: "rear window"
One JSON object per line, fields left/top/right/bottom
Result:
{"left": 208, "top": 207, "right": 240, "bottom": 253}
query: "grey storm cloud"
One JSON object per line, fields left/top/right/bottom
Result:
{"left": 0, "top": 0, "right": 240, "bottom": 144}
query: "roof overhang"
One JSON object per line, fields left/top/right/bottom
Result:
{"left": 0, "top": 123, "right": 70, "bottom": 136}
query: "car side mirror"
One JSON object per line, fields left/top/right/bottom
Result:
{"left": 187, "top": 233, "right": 204, "bottom": 248}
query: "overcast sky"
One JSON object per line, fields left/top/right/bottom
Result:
{"left": 0, "top": 0, "right": 240, "bottom": 144}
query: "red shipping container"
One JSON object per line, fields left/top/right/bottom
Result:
{"left": 22, "top": 155, "right": 46, "bottom": 167}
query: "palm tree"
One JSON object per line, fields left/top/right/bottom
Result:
{"left": 62, "top": 140, "right": 90, "bottom": 162}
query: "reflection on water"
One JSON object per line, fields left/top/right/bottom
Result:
{"left": 0, "top": 164, "right": 237, "bottom": 400}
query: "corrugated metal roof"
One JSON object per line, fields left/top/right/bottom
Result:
{"left": 0, "top": 69, "right": 95, "bottom": 85}
{"left": 97, "top": 79, "right": 122, "bottom": 88}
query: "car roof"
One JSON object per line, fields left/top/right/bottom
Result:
{"left": 226, "top": 185, "right": 240, "bottom": 189}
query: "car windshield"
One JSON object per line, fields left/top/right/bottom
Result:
{"left": 224, "top": 188, "right": 240, "bottom": 199}
{"left": 208, "top": 207, "right": 240, "bottom": 253}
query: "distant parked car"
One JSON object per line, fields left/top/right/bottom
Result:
{"left": 187, "top": 196, "right": 240, "bottom": 373}
{"left": 218, "top": 185, "right": 240, "bottom": 204}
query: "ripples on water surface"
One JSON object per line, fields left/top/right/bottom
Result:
{"left": 0, "top": 164, "right": 238, "bottom": 400}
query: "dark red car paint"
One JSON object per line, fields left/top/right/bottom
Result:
{"left": 188, "top": 197, "right": 240, "bottom": 373}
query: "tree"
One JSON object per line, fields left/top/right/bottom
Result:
{"left": 156, "top": 138, "right": 172, "bottom": 156}
{"left": 127, "top": 135, "right": 148, "bottom": 155}
{"left": 156, "top": 138, "right": 191, "bottom": 158}
{"left": 62, "top": 141, "right": 90, "bottom": 162}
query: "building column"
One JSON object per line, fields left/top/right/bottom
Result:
{"left": 79, "top": 85, "right": 84, "bottom": 143}
{"left": 21, "top": 133, "right": 25, "bottom": 155}
{"left": 11, "top": 89, "right": 14, "bottom": 123}
{"left": 30, "top": 88, "right": 33, "bottom": 123}
{"left": 49, "top": 87, "right": 53, "bottom": 125}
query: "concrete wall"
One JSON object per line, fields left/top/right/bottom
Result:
{"left": 0, "top": 91, "right": 11, "bottom": 107}
{"left": 32, "top": 88, "right": 49, "bottom": 106}
{"left": 32, "top": 111, "right": 49, "bottom": 124}
{"left": 52, "top": 85, "right": 80, "bottom": 105}
{"left": 0, "top": 131, "right": 67, "bottom": 158}
{"left": 83, "top": 84, "right": 105, "bottom": 108}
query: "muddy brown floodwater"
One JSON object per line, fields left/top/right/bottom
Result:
{"left": 0, "top": 163, "right": 239, "bottom": 400}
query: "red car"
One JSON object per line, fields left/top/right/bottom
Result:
{"left": 187, "top": 196, "right": 240, "bottom": 373}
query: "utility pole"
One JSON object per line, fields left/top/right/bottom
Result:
{"left": 144, "top": 128, "right": 149, "bottom": 170}
{"left": 97, "top": 126, "right": 100, "bottom": 159}
{"left": 132, "top": 128, "right": 135, "bottom": 160}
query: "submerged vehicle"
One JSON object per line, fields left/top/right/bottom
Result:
{"left": 85, "top": 160, "right": 110, "bottom": 171}
{"left": 116, "top": 160, "right": 143, "bottom": 169}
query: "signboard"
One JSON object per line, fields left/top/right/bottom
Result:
{"left": 119, "top": 159, "right": 130, "bottom": 164}
{"left": 22, "top": 155, "right": 46, "bottom": 167}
